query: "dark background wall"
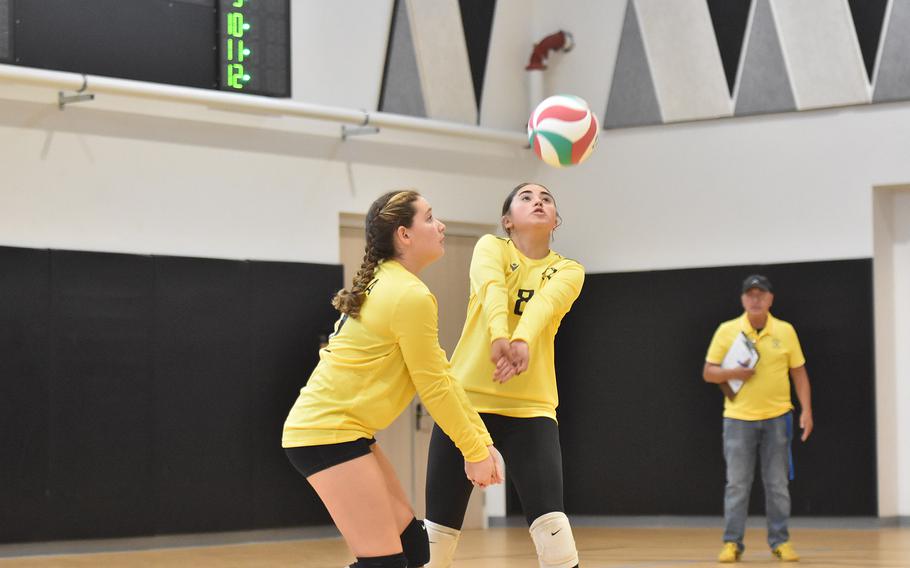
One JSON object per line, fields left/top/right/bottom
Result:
{"left": 0, "top": 248, "right": 879, "bottom": 543}
{"left": 546, "top": 258, "right": 876, "bottom": 517}
{"left": 0, "top": 246, "right": 340, "bottom": 543}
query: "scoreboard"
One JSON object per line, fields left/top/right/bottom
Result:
{"left": 219, "top": 0, "right": 289, "bottom": 96}
{"left": 0, "top": 0, "right": 289, "bottom": 97}
{"left": 0, "top": 0, "right": 11, "bottom": 63}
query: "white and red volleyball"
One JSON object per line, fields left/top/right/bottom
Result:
{"left": 527, "top": 95, "right": 599, "bottom": 168}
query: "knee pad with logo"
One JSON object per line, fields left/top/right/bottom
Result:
{"left": 529, "top": 512, "right": 579, "bottom": 568}
{"left": 400, "top": 517, "right": 430, "bottom": 566}
{"left": 424, "top": 519, "right": 461, "bottom": 568}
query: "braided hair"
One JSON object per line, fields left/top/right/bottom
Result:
{"left": 332, "top": 190, "right": 420, "bottom": 318}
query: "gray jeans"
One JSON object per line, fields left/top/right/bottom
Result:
{"left": 722, "top": 412, "right": 792, "bottom": 550}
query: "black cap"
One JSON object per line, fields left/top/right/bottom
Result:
{"left": 742, "top": 274, "right": 772, "bottom": 293}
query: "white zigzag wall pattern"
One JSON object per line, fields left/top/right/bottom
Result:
{"left": 375, "top": 0, "right": 907, "bottom": 130}
{"left": 605, "top": 0, "right": 877, "bottom": 128}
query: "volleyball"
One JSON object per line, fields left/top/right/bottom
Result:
{"left": 527, "top": 95, "right": 599, "bottom": 168}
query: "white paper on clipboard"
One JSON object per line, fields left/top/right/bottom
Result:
{"left": 721, "top": 331, "right": 759, "bottom": 394}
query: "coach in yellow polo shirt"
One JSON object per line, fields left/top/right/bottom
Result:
{"left": 703, "top": 275, "right": 813, "bottom": 563}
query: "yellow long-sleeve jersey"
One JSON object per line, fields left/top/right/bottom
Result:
{"left": 451, "top": 235, "right": 585, "bottom": 421}
{"left": 282, "top": 260, "right": 492, "bottom": 462}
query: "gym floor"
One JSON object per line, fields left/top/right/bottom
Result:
{"left": 1, "top": 517, "right": 907, "bottom": 567}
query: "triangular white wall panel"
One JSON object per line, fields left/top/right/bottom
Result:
{"left": 634, "top": 0, "right": 732, "bottom": 123}
{"left": 771, "top": 0, "right": 869, "bottom": 110}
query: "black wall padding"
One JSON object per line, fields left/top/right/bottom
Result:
{"left": 0, "top": 247, "right": 50, "bottom": 542}
{"left": 248, "top": 261, "right": 342, "bottom": 528}
{"left": 47, "top": 250, "right": 158, "bottom": 539}
{"left": 153, "top": 256, "right": 253, "bottom": 534}
{"left": 0, "top": 246, "right": 340, "bottom": 543}
{"left": 553, "top": 259, "right": 876, "bottom": 516}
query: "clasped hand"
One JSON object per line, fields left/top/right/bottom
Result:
{"left": 491, "top": 338, "right": 529, "bottom": 383}
{"left": 464, "top": 445, "right": 505, "bottom": 488}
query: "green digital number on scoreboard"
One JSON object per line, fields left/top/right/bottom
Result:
{"left": 225, "top": 1, "right": 251, "bottom": 89}
{"left": 219, "top": 0, "right": 290, "bottom": 97}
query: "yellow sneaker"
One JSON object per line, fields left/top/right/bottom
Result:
{"left": 718, "top": 542, "right": 741, "bottom": 563}
{"left": 772, "top": 541, "right": 800, "bottom": 562}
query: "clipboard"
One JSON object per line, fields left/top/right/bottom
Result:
{"left": 718, "top": 331, "right": 759, "bottom": 400}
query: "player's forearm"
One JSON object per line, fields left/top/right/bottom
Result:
{"left": 512, "top": 270, "right": 583, "bottom": 343}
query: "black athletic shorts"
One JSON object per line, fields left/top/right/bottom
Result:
{"left": 285, "top": 437, "right": 376, "bottom": 478}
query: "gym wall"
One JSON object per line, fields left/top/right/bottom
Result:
{"left": 554, "top": 259, "right": 876, "bottom": 516}
{"left": 1, "top": 0, "right": 908, "bottom": 540}
{"left": 0, "top": 2, "right": 539, "bottom": 542}
{"left": 0, "top": 246, "right": 341, "bottom": 542}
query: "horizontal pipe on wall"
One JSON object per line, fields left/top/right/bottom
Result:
{"left": 0, "top": 64, "right": 527, "bottom": 147}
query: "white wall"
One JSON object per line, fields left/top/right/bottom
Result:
{"left": 874, "top": 187, "right": 910, "bottom": 518}
{"left": 528, "top": 0, "right": 627, "bottom": 123}
{"left": 478, "top": 0, "right": 534, "bottom": 131}
{"left": 0, "top": 81, "right": 539, "bottom": 264}
{"left": 481, "top": 0, "right": 626, "bottom": 131}
{"left": 634, "top": 0, "right": 732, "bottom": 122}
{"left": 541, "top": 102, "right": 910, "bottom": 274}
{"left": 291, "top": 0, "right": 394, "bottom": 111}
{"left": 771, "top": 0, "right": 870, "bottom": 110}
{"left": 476, "top": 0, "right": 910, "bottom": 275}
{"left": 891, "top": 191, "right": 910, "bottom": 518}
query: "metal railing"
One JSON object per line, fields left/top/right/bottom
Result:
{"left": 0, "top": 64, "right": 527, "bottom": 147}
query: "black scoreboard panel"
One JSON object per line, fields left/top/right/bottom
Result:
{"left": 0, "top": 0, "right": 11, "bottom": 63}
{"left": 14, "top": 0, "right": 218, "bottom": 89}
{"left": 4, "top": 0, "right": 289, "bottom": 97}
{"left": 219, "top": 0, "right": 289, "bottom": 96}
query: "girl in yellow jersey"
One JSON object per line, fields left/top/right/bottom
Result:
{"left": 283, "top": 190, "right": 503, "bottom": 568}
{"left": 424, "top": 183, "right": 585, "bottom": 568}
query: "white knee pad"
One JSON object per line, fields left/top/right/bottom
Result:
{"left": 529, "top": 512, "right": 579, "bottom": 568}
{"left": 424, "top": 519, "right": 461, "bottom": 568}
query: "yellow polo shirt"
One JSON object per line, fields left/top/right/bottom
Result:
{"left": 706, "top": 312, "right": 805, "bottom": 421}
{"left": 452, "top": 235, "right": 584, "bottom": 421}
{"left": 282, "top": 260, "right": 492, "bottom": 462}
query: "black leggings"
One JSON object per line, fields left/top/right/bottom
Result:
{"left": 425, "top": 413, "right": 565, "bottom": 529}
